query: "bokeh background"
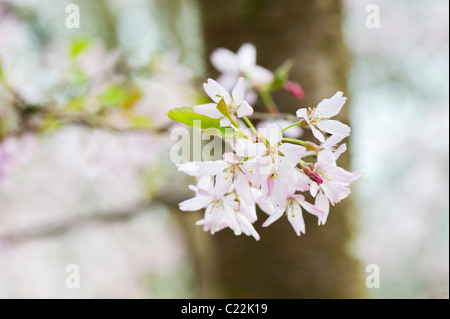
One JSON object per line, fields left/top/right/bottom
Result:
{"left": 0, "top": 0, "right": 448, "bottom": 298}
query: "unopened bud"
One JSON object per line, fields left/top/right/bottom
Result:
{"left": 303, "top": 165, "right": 323, "bottom": 184}
{"left": 283, "top": 81, "right": 305, "bottom": 100}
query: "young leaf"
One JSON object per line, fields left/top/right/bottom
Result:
{"left": 168, "top": 107, "right": 221, "bottom": 130}
{"left": 216, "top": 99, "right": 239, "bottom": 128}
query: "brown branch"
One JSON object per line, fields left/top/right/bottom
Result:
{"left": 0, "top": 201, "right": 170, "bottom": 246}
{"left": 250, "top": 111, "right": 298, "bottom": 122}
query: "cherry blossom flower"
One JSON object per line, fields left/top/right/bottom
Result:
{"left": 236, "top": 124, "right": 307, "bottom": 208}
{"left": 210, "top": 43, "right": 274, "bottom": 92}
{"left": 307, "top": 149, "right": 356, "bottom": 206}
{"left": 261, "top": 187, "right": 327, "bottom": 236}
{"left": 193, "top": 77, "right": 253, "bottom": 127}
{"left": 178, "top": 175, "right": 259, "bottom": 240}
{"left": 177, "top": 152, "right": 254, "bottom": 205}
{"left": 296, "top": 91, "right": 351, "bottom": 142}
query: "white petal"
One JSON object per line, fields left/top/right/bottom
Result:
{"left": 310, "top": 182, "right": 320, "bottom": 197}
{"left": 248, "top": 65, "right": 274, "bottom": 86}
{"left": 176, "top": 162, "right": 199, "bottom": 176}
{"left": 296, "top": 171, "right": 311, "bottom": 191}
{"left": 236, "top": 213, "right": 260, "bottom": 241}
{"left": 310, "top": 124, "right": 325, "bottom": 143}
{"left": 193, "top": 103, "right": 223, "bottom": 119}
{"left": 317, "top": 149, "right": 336, "bottom": 165}
{"left": 231, "top": 77, "right": 246, "bottom": 105}
{"left": 220, "top": 117, "right": 232, "bottom": 127}
{"left": 179, "top": 196, "right": 211, "bottom": 211}
{"left": 236, "top": 100, "right": 254, "bottom": 118}
{"left": 223, "top": 204, "right": 241, "bottom": 236}
{"left": 276, "top": 160, "right": 298, "bottom": 185}
{"left": 260, "top": 123, "right": 282, "bottom": 146}
{"left": 296, "top": 108, "right": 308, "bottom": 119}
{"left": 237, "top": 43, "right": 256, "bottom": 71}
{"left": 315, "top": 120, "right": 350, "bottom": 137}
{"left": 268, "top": 176, "right": 288, "bottom": 208}
{"left": 299, "top": 200, "right": 328, "bottom": 224}
{"left": 235, "top": 172, "right": 254, "bottom": 205}
{"left": 216, "top": 74, "right": 239, "bottom": 91}
{"left": 203, "top": 78, "right": 230, "bottom": 103}
{"left": 234, "top": 140, "right": 266, "bottom": 157}
{"left": 210, "top": 48, "right": 239, "bottom": 74}
{"left": 279, "top": 143, "right": 306, "bottom": 164}
{"left": 315, "top": 191, "right": 330, "bottom": 225}
{"left": 287, "top": 201, "right": 305, "bottom": 236}
{"left": 322, "top": 134, "right": 346, "bottom": 149}
{"left": 320, "top": 180, "right": 340, "bottom": 205}
{"left": 262, "top": 208, "right": 284, "bottom": 227}
{"left": 315, "top": 91, "right": 347, "bottom": 119}
{"left": 257, "top": 196, "right": 277, "bottom": 216}
{"left": 194, "top": 160, "right": 230, "bottom": 176}
{"left": 214, "top": 171, "right": 233, "bottom": 198}
{"left": 352, "top": 170, "right": 364, "bottom": 182}
{"left": 334, "top": 143, "right": 347, "bottom": 160}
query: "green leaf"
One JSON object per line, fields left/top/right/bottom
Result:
{"left": 168, "top": 107, "right": 240, "bottom": 138}
{"left": 269, "top": 60, "right": 293, "bottom": 91}
{"left": 99, "top": 86, "right": 128, "bottom": 109}
{"left": 216, "top": 99, "right": 239, "bottom": 128}
{"left": 0, "top": 63, "right": 3, "bottom": 80}
{"left": 70, "top": 37, "right": 91, "bottom": 58}
{"left": 129, "top": 114, "right": 153, "bottom": 129}
{"left": 202, "top": 126, "right": 240, "bottom": 138}
{"left": 168, "top": 107, "right": 221, "bottom": 129}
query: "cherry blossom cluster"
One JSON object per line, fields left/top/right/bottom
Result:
{"left": 170, "top": 44, "right": 361, "bottom": 240}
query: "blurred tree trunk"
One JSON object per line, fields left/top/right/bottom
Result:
{"left": 193, "top": 0, "right": 365, "bottom": 298}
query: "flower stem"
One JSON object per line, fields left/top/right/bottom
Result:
{"left": 281, "top": 122, "right": 302, "bottom": 132}
{"left": 242, "top": 116, "right": 258, "bottom": 137}
{"left": 260, "top": 90, "right": 279, "bottom": 114}
{"left": 281, "top": 138, "right": 309, "bottom": 148}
